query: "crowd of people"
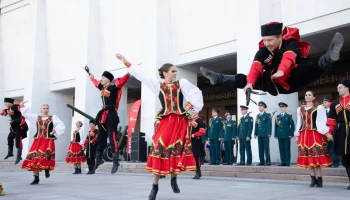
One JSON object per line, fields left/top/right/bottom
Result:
{"left": 1, "top": 20, "right": 349, "bottom": 200}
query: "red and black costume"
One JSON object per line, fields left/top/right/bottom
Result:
{"left": 1, "top": 98, "right": 28, "bottom": 164}
{"left": 65, "top": 128, "right": 86, "bottom": 173}
{"left": 190, "top": 116, "right": 206, "bottom": 179}
{"left": 326, "top": 80, "right": 350, "bottom": 189}
{"left": 295, "top": 105, "right": 332, "bottom": 168}
{"left": 90, "top": 71, "right": 130, "bottom": 174}
{"left": 124, "top": 60, "right": 203, "bottom": 199}
{"left": 84, "top": 120, "right": 99, "bottom": 175}
{"left": 20, "top": 106, "right": 65, "bottom": 185}
{"left": 200, "top": 22, "right": 344, "bottom": 96}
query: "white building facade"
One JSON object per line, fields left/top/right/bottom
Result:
{"left": 1, "top": 0, "right": 350, "bottom": 163}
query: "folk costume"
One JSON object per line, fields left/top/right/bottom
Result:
{"left": 123, "top": 60, "right": 203, "bottom": 199}
{"left": 20, "top": 106, "right": 65, "bottom": 185}
{"left": 89, "top": 71, "right": 130, "bottom": 174}
{"left": 327, "top": 80, "right": 350, "bottom": 190}
{"left": 200, "top": 22, "right": 344, "bottom": 96}
{"left": 84, "top": 120, "right": 99, "bottom": 175}
{"left": 66, "top": 127, "right": 86, "bottom": 174}
{"left": 190, "top": 116, "right": 206, "bottom": 179}
{"left": 1, "top": 98, "right": 28, "bottom": 164}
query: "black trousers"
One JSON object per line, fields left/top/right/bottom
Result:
{"left": 96, "top": 126, "right": 118, "bottom": 153}
{"left": 87, "top": 158, "right": 96, "bottom": 166}
{"left": 7, "top": 131, "right": 23, "bottom": 149}
{"left": 342, "top": 154, "right": 350, "bottom": 168}
{"left": 218, "top": 59, "right": 326, "bottom": 96}
{"left": 194, "top": 156, "right": 201, "bottom": 168}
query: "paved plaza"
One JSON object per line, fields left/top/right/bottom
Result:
{"left": 0, "top": 170, "right": 349, "bottom": 200}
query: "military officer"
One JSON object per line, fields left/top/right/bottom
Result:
{"left": 237, "top": 106, "right": 253, "bottom": 166}
{"left": 207, "top": 107, "right": 223, "bottom": 165}
{"left": 220, "top": 110, "right": 237, "bottom": 165}
{"left": 275, "top": 102, "right": 295, "bottom": 166}
{"left": 323, "top": 96, "right": 340, "bottom": 168}
{"left": 254, "top": 101, "right": 272, "bottom": 166}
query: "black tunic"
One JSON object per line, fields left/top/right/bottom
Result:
{"left": 328, "top": 98, "right": 350, "bottom": 156}
{"left": 95, "top": 83, "right": 121, "bottom": 131}
{"left": 4, "top": 104, "right": 28, "bottom": 138}
{"left": 85, "top": 129, "right": 98, "bottom": 159}
{"left": 190, "top": 117, "right": 206, "bottom": 157}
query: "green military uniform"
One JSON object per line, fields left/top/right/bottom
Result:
{"left": 207, "top": 108, "right": 223, "bottom": 165}
{"left": 222, "top": 111, "right": 237, "bottom": 165}
{"left": 255, "top": 101, "right": 272, "bottom": 166}
{"left": 237, "top": 106, "right": 253, "bottom": 165}
{"left": 275, "top": 102, "right": 295, "bottom": 166}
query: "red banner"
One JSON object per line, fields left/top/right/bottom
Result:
{"left": 127, "top": 99, "right": 141, "bottom": 154}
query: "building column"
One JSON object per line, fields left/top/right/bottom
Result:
{"left": 236, "top": 0, "right": 298, "bottom": 164}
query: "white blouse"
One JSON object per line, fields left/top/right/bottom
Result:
{"left": 294, "top": 105, "right": 329, "bottom": 136}
{"left": 128, "top": 64, "right": 204, "bottom": 112}
{"left": 20, "top": 107, "right": 66, "bottom": 138}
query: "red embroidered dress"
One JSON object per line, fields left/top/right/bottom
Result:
{"left": 66, "top": 130, "right": 86, "bottom": 164}
{"left": 126, "top": 63, "right": 204, "bottom": 176}
{"left": 20, "top": 107, "right": 65, "bottom": 171}
{"left": 295, "top": 105, "right": 332, "bottom": 168}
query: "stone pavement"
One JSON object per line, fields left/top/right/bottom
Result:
{"left": 0, "top": 171, "right": 349, "bottom": 200}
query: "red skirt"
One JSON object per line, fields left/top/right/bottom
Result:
{"left": 66, "top": 142, "right": 86, "bottom": 164}
{"left": 22, "top": 135, "right": 56, "bottom": 171}
{"left": 297, "top": 129, "right": 332, "bottom": 168}
{"left": 146, "top": 114, "right": 196, "bottom": 175}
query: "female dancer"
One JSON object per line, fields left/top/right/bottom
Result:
{"left": 116, "top": 54, "right": 203, "bottom": 200}
{"left": 66, "top": 121, "right": 86, "bottom": 174}
{"left": 20, "top": 102, "right": 65, "bottom": 185}
{"left": 295, "top": 91, "right": 332, "bottom": 187}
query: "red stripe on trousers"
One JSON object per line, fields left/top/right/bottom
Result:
{"left": 112, "top": 132, "right": 118, "bottom": 152}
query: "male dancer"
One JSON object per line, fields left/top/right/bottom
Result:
{"left": 1, "top": 98, "right": 28, "bottom": 164}
{"left": 323, "top": 96, "right": 340, "bottom": 168}
{"left": 88, "top": 69, "right": 130, "bottom": 174}
{"left": 327, "top": 80, "right": 350, "bottom": 190}
{"left": 200, "top": 22, "right": 344, "bottom": 96}
{"left": 190, "top": 111, "right": 206, "bottom": 179}
{"left": 83, "top": 120, "right": 99, "bottom": 174}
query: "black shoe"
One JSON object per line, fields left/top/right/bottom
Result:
{"left": 285, "top": 164, "right": 290, "bottom": 167}
{"left": 73, "top": 168, "right": 78, "bottom": 174}
{"left": 45, "top": 169, "right": 50, "bottom": 178}
{"left": 310, "top": 176, "right": 318, "bottom": 187}
{"left": 193, "top": 169, "right": 201, "bottom": 180}
{"left": 87, "top": 165, "right": 92, "bottom": 175}
{"left": 318, "top": 32, "right": 344, "bottom": 69}
{"left": 111, "top": 153, "right": 120, "bottom": 174}
{"left": 316, "top": 177, "right": 323, "bottom": 188}
{"left": 199, "top": 169, "right": 202, "bottom": 177}
{"left": 236, "top": 163, "right": 245, "bottom": 166}
{"left": 148, "top": 184, "right": 158, "bottom": 200}
{"left": 333, "top": 165, "right": 339, "bottom": 168}
{"left": 223, "top": 163, "right": 229, "bottom": 165}
{"left": 347, "top": 185, "right": 350, "bottom": 190}
{"left": 170, "top": 176, "right": 180, "bottom": 193}
{"left": 4, "top": 146, "right": 14, "bottom": 160}
{"left": 77, "top": 168, "right": 82, "bottom": 174}
{"left": 30, "top": 175, "right": 39, "bottom": 185}
{"left": 266, "top": 162, "right": 271, "bottom": 166}
{"left": 14, "top": 148, "right": 22, "bottom": 164}
{"left": 257, "top": 163, "right": 265, "bottom": 166}
{"left": 246, "top": 164, "right": 252, "bottom": 166}
{"left": 200, "top": 67, "right": 220, "bottom": 85}
{"left": 209, "top": 163, "right": 216, "bottom": 165}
